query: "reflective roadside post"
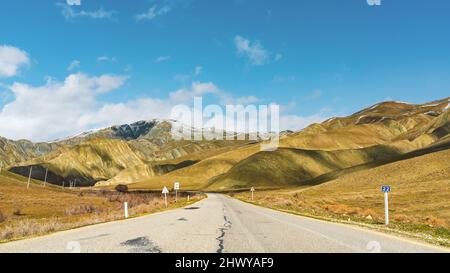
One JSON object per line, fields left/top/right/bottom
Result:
{"left": 251, "top": 187, "right": 255, "bottom": 201}
{"left": 124, "top": 202, "right": 129, "bottom": 218}
{"left": 381, "top": 185, "right": 391, "bottom": 225}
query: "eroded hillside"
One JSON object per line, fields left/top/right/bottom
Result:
{"left": 2, "top": 97, "right": 449, "bottom": 190}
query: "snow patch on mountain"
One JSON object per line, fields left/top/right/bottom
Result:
{"left": 50, "top": 128, "right": 103, "bottom": 143}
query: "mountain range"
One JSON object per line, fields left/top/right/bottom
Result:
{"left": 1, "top": 97, "right": 449, "bottom": 191}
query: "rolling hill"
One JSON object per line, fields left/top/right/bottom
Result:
{"left": 204, "top": 98, "right": 450, "bottom": 191}
{"left": 2, "top": 96, "right": 450, "bottom": 243}
{"left": 1, "top": 97, "right": 449, "bottom": 192}
{"left": 233, "top": 140, "right": 450, "bottom": 240}
{"left": 3, "top": 120, "right": 253, "bottom": 186}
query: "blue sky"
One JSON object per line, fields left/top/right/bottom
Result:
{"left": 0, "top": 0, "right": 450, "bottom": 141}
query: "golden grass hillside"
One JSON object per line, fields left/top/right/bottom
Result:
{"left": 129, "top": 144, "right": 262, "bottom": 190}
{"left": 5, "top": 97, "right": 450, "bottom": 192}
{"left": 0, "top": 170, "right": 203, "bottom": 242}
{"left": 98, "top": 140, "right": 252, "bottom": 187}
{"left": 201, "top": 98, "right": 450, "bottom": 191}
{"left": 233, "top": 147, "right": 450, "bottom": 246}
{"left": 10, "top": 138, "right": 147, "bottom": 186}
{"left": 10, "top": 136, "right": 252, "bottom": 187}
{"left": 128, "top": 98, "right": 449, "bottom": 191}
{"left": 204, "top": 135, "right": 437, "bottom": 191}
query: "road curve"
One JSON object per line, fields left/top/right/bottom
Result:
{"left": 0, "top": 194, "right": 447, "bottom": 253}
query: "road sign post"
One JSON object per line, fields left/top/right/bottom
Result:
{"left": 162, "top": 186, "right": 169, "bottom": 208}
{"left": 251, "top": 187, "right": 255, "bottom": 201}
{"left": 174, "top": 182, "right": 180, "bottom": 203}
{"left": 124, "top": 202, "right": 129, "bottom": 218}
{"left": 381, "top": 185, "right": 391, "bottom": 225}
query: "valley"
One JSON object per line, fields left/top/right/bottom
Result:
{"left": 1, "top": 96, "right": 449, "bottom": 246}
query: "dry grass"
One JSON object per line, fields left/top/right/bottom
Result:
{"left": 233, "top": 148, "right": 450, "bottom": 246}
{"left": 64, "top": 204, "right": 97, "bottom": 216}
{"left": 0, "top": 210, "right": 5, "bottom": 223}
{"left": 0, "top": 171, "right": 204, "bottom": 242}
{"left": 129, "top": 144, "right": 261, "bottom": 190}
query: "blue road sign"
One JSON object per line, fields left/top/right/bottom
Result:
{"left": 381, "top": 185, "right": 391, "bottom": 193}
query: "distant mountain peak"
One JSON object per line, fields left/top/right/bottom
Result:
{"left": 110, "top": 120, "right": 159, "bottom": 140}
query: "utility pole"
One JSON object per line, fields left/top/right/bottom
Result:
{"left": 27, "top": 166, "right": 33, "bottom": 189}
{"left": 43, "top": 168, "right": 48, "bottom": 187}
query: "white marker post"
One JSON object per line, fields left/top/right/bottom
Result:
{"left": 162, "top": 186, "right": 169, "bottom": 208}
{"left": 27, "top": 166, "right": 33, "bottom": 189}
{"left": 381, "top": 185, "right": 391, "bottom": 225}
{"left": 124, "top": 202, "right": 129, "bottom": 219}
{"left": 251, "top": 187, "right": 255, "bottom": 201}
{"left": 174, "top": 182, "right": 180, "bottom": 203}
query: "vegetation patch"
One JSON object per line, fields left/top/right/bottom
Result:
{"left": 0, "top": 171, "right": 205, "bottom": 243}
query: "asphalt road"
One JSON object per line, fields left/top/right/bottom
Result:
{"left": 0, "top": 194, "right": 446, "bottom": 253}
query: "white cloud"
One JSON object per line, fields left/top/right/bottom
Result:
{"left": 170, "top": 82, "right": 219, "bottom": 103}
{"left": 0, "top": 71, "right": 329, "bottom": 141}
{"left": 135, "top": 5, "right": 171, "bottom": 21}
{"left": 80, "top": 98, "right": 172, "bottom": 130}
{"left": 93, "top": 75, "right": 128, "bottom": 94}
{"left": 0, "top": 73, "right": 127, "bottom": 141}
{"left": 97, "top": 56, "right": 117, "bottom": 63}
{"left": 218, "top": 94, "right": 260, "bottom": 105}
{"left": 58, "top": 3, "right": 116, "bottom": 20}
{"left": 234, "top": 35, "right": 269, "bottom": 66}
{"left": 169, "top": 81, "right": 259, "bottom": 106}
{"left": 66, "top": 0, "right": 81, "bottom": 6}
{"left": 67, "top": 60, "right": 80, "bottom": 71}
{"left": 0, "top": 74, "right": 225, "bottom": 141}
{"left": 174, "top": 66, "right": 203, "bottom": 84}
{"left": 0, "top": 45, "right": 30, "bottom": 78}
{"left": 154, "top": 56, "right": 171, "bottom": 63}
{"left": 279, "top": 112, "right": 330, "bottom": 132}
{"left": 274, "top": 53, "right": 283, "bottom": 62}
{"left": 234, "top": 96, "right": 260, "bottom": 105}
{"left": 194, "top": 66, "right": 202, "bottom": 76}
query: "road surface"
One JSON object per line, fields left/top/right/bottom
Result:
{"left": 0, "top": 194, "right": 446, "bottom": 253}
